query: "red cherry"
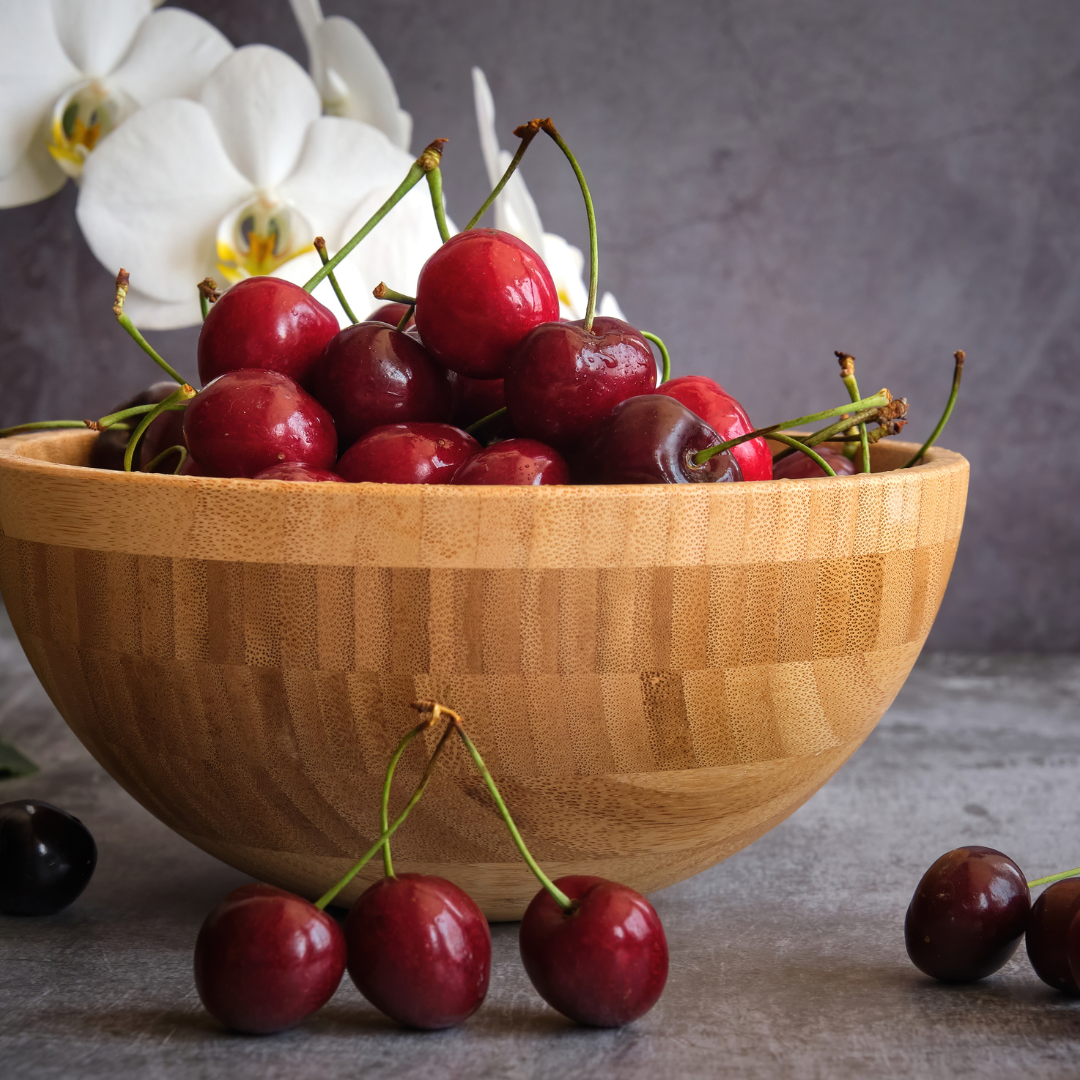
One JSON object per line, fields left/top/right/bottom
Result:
{"left": 519, "top": 876, "right": 668, "bottom": 1027}
{"left": 344, "top": 874, "right": 491, "bottom": 1029}
{"left": 90, "top": 381, "right": 182, "bottom": 472}
{"left": 414, "top": 229, "right": 559, "bottom": 378}
{"left": 337, "top": 422, "right": 479, "bottom": 484}
{"left": 178, "top": 455, "right": 203, "bottom": 476}
{"left": 450, "top": 374, "right": 506, "bottom": 430}
{"left": 655, "top": 375, "right": 772, "bottom": 481}
{"left": 194, "top": 883, "right": 346, "bottom": 1035}
{"left": 368, "top": 302, "right": 413, "bottom": 328}
{"left": 452, "top": 438, "right": 568, "bottom": 486}
{"left": 773, "top": 445, "right": 856, "bottom": 479}
{"left": 184, "top": 369, "right": 337, "bottom": 479}
{"left": 309, "top": 321, "right": 453, "bottom": 450}
{"left": 253, "top": 462, "right": 345, "bottom": 482}
{"left": 503, "top": 317, "right": 657, "bottom": 451}
{"left": 198, "top": 277, "right": 339, "bottom": 388}
{"left": 1027, "top": 878, "right": 1080, "bottom": 993}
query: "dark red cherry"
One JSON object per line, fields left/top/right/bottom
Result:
{"left": 504, "top": 317, "right": 657, "bottom": 451}
{"left": 577, "top": 394, "right": 741, "bottom": 485}
{"left": 309, "top": 321, "right": 453, "bottom": 449}
{"left": 344, "top": 874, "right": 491, "bottom": 1029}
{"left": 1027, "top": 878, "right": 1080, "bottom": 993}
{"left": 337, "top": 422, "right": 479, "bottom": 484}
{"left": 905, "top": 846, "right": 1030, "bottom": 982}
{"left": 195, "top": 883, "right": 346, "bottom": 1035}
{"left": 184, "top": 369, "right": 337, "bottom": 478}
{"left": 368, "top": 302, "right": 413, "bottom": 328}
{"left": 656, "top": 375, "right": 772, "bottom": 481}
{"left": 414, "top": 229, "right": 559, "bottom": 378}
{"left": 773, "top": 445, "right": 856, "bottom": 479}
{"left": 452, "top": 438, "right": 568, "bottom": 486}
{"left": 89, "top": 381, "right": 182, "bottom": 472}
{"left": 178, "top": 455, "right": 203, "bottom": 476}
{"left": 198, "top": 276, "right": 339, "bottom": 388}
{"left": 253, "top": 461, "right": 345, "bottom": 482}
{"left": 450, "top": 374, "right": 506, "bottom": 430}
{"left": 519, "top": 875, "right": 668, "bottom": 1027}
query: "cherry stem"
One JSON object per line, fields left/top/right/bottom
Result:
{"left": 123, "top": 386, "right": 196, "bottom": 472}
{"left": 903, "top": 350, "right": 965, "bottom": 468}
{"left": 0, "top": 420, "right": 93, "bottom": 438}
{"left": 313, "top": 715, "right": 455, "bottom": 911}
{"left": 464, "top": 120, "right": 540, "bottom": 231}
{"left": 426, "top": 168, "right": 452, "bottom": 243}
{"left": 314, "top": 236, "right": 358, "bottom": 324}
{"left": 373, "top": 282, "right": 416, "bottom": 305}
{"left": 771, "top": 404, "right": 884, "bottom": 463}
{"left": 94, "top": 403, "right": 168, "bottom": 430}
{"left": 1027, "top": 866, "right": 1080, "bottom": 889}
{"left": 141, "top": 444, "right": 188, "bottom": 474}
{"left": 693, "top": 390, "right": 892, "bottom": 466}
{"left": 836, "top": 352, "right": 870, "bottom": 472}
{"left": 539, "top": 119, "right": 598, "bottom": 332}
{"left": 198, "top": 277, "right": 220, "bottom": 322}
{"left": 303, "top": 139, "right": 447, "bottom": 293}
{"left": 395, "top": 305, "right": 415, "bottom": 333}
{"left": 380, "top": 712, "right": 442, "bottom": 878}
{"left": 113, "top": 270, "right": 190, "bottom": 386}
{"left": 465, "top": 406, "right": 508, "bottom": 437}
{"left": 770, "top": 434, "right": 838, "bottom": 476}
{"left": 641, "top": 331, "right": 671, "bottom": 383}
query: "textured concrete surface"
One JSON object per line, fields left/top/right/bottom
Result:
{"left": 2, "top": 595, "right": 1080, "bottom": 1077}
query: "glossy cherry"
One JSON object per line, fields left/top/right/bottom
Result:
{"left": 1027, "top": 878, "right": 1080, "bottom": 993}
{"left": 194, "top": 883, "right": 346, "bottom": 1035}
{"left": 577, "top": 394, "right": 742, "bottom": 485}
{"left": 773, "top": 445, "right": 856, "bottom": 479}
{"left": 184, "top": 369, "right": 337, "bottom": 478}
{"left": 0, "top": 800, "right": 97, "bottom": 916}
{"left": 656, "top": 375, "right": 772, "bottom": 481}
{"left": 336, "top": 422, "right": 478, "bottom": 484}
{"left": 198, "top": 276, "right": 339, "bottom": 388}
{"left": 450, "top": 374, "right": 506, "bottom": 430}
{"left": 368, "top": 302, "right": 413, "bottom": 328}
{"left": 452, "top": 438, "right": 568, "bottom": 486}
{"left": 519, "top": 875, "right": 668, "bottom": 1027}
{"left": 309, "top": 321, "right": 453, "bottom": 450}
{"left": 504, "top": 317, "right": 657, "bottom": 451}
{"left": 414, "top": 229, "right": 560, "bottom": 378}
{"left": 904, "top": 846, "right": 1030, "bottom": 982}
{"left": 89, "top": 381, "right": 182, "bottom": 472}
{"left": 344, "top": 874, "right": 491, "bottom": 1029}
{"left": 253, "top": 462, "right": 345, "bottom": 482}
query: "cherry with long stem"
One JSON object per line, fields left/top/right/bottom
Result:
{"left": 771, "top": 403, "right": 893, "bottom": 464}
{"left": 314, "top": 236, "right": 358, "bottom": 324}
{"left": 836, "top": 352, "right": 870, "bottom": 472}
{"left": 642, "top": 331, "right": 672, "bottom": 384}
{"left": 464, "top": 120, "right": 541, "bottom": 231}
{"left": 426, "top": 168, "right": 452, "bottom": 244}
{"left": 113, "top": 271, "right": 191, "bottom": 386}
{"left": 123, "top": 386, "right": 196, "bottom": 472}
{"left": 904, "top": 350, "right": 965, "bottom": 468}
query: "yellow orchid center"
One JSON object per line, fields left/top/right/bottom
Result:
{"left": 215, "top": 195, "right": 314, "bottom": 283}
{"left": 48, "top": 81, "right": 135, "bottom": 179}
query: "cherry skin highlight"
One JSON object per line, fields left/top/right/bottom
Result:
{"left": 336, "top": 422, "right": 479, "bottom": 484}
{"left": 1027, "top": 878, "right": 1080, "bottom": 993}
{"left": 504, "top": 317, "right": 657, "bottom": 451}
{"left": 184, "top": 369, "right": 337, "bottom": 479}
{"left": 904, "top": 846, "right": 1030, "bottom": 982}
{"left": 414, "top": 229, "right": 559, "bottom": 378}
{"left": 519, "top": 875, "right": 668, "bottom": 1027}
{"left": 253, "top": 462, "right": 345, "bottom": 482}
{"left": 344, "top": 874, "right": 491, "bottom": 1029}
{"left": 656, "top": 375, "right": 772, "bottom": 481}
{"left": 198, "top": 276, "right": 339, "bottom": 388}
{"left": 309, "top": 321, "right": 453, "bottom": 450}
{"left": 452, "top": 439, "right": 569, "bottom": 485}
{"left": 195, "top": 883, "right": 346, "bottom": 1035}
{"left": 772, "top": 446, "right": 856, "bottom": 479}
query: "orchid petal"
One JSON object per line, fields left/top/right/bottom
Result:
{"left": 199, "top": 45, "right": 320, "bottom": 189}
{"left": 0, "top": 131, "right": 67, "bottom": 208}
{"left": 108, "top": 9, "right": 232, "bottom": 105}
{"left": 123, "top": 284, "right": 203, "bottom": 331}
{"left": 599, "top": 292, "right": 627, "bottom": 321}
{"left": 272, "top": 249, "right": 375, "bottom": 328}
{"left": 541, "top": 232, "right": 589, "bottom": 319}
{"left": 50, "top": 0, "right": 152, "bottom": 78}
{"left": 287, "top": 0, "right": 326, "bottom": 85}
{"left": 77, "top": 98, "right": 250, "bottom": 307}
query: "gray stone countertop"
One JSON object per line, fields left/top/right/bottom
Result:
{"left": 2, "top": 603, "right": 1079, "bottom": 1079}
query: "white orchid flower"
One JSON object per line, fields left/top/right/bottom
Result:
{"left": 0, "top": 0, "right": 232, "bottom": 208}
{"left": 472, "top": 67, "right": 625, "bottom": 322}
{"left": 76, "top": 45, "right": 446, "bottom": 329}
{"left": 288, "top": 0, "right": 411, "bottom": 152}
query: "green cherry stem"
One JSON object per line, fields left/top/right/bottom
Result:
{"left": 198, "top": 277, "right": 220, "bottom": 322}
{"left": 395, "top": 305, "right": 415, "bottom": 333}
{"left": 465, "top": 406, "right": 508, "bottom": 437}
{"left": 464, "top": 120, "right": 541, "bottom": 231}
{"left": 380, "top": 712, "right": 443, "bottom": 878}
{"left": 836, "top": 352, "right": 870, "bottom": 473}
{"left": 641, "top": 331, "right": 671, "bottom": 383}
{"left": 426, "top": 167, "right": 452, "bottom": 244}
{"left": 539, "top": 119, "right": 598, "bottom": 332}
{"left": 94, "top": 403, "right": 167, "bottom": 430}
{"left": 903, "top": 350, "right": 965, "bottom": 468}
{"left": 1027, "top": 866, "right": 1080, "bottom": 889}
{"left": 771, "top": 404, "right": 885, "bottom": 463}
{"left": 314, "top": 236, "right": 358, "bottom": 324}
{"left": 123, "top": 385, "right": 196, "bottom": 472}
{"left": 373, "top": 282, "right": 417, "bottom": 306}
{"left": 113, "top": 270, "right": 191, "bottom": 386}
{"left": 0, "top": 420, "right": 94, "bottom": 438}
{"left": 140, "top": 444, "right": 188, "bottom": 474}
{"left": 303, "top": 139, "right": 447, "bottom": 294}
{"left": 770, "top": 434, "right": 838, "bottom": 476}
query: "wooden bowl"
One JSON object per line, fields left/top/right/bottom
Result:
{"left": 0, "top": 431, "right": 967, "bottom": 918}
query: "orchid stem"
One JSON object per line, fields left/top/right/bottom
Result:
{"left": 770, "top": 434, "right": 838, "bottom": 476}
{"left": 123, "top": 386, "right": 196, "bottom": 472}
{"left": 426, "top": 168, "right": 452, "bottom": 243}
{"left": 465, "top": 121, "right": 540, "bottom": 231}
{"left": 113, "top": 270, "right": 190, "bottom": 385}
{"left": 641, "top": 331, "right": 671, "bottom": 383}
{"left": 903, "top": 350, "right": 965, "bottom": 468}
{"left": 314, "top": 237, "right": 358, "bottom": 324}
{"left": 836, "top": 352, "right": 870, "bottom": 473}
{"left": 1027, "top": 866, "right": 1080, "bottom": 889}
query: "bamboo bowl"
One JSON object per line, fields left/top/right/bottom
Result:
{"left": 0, "top": 431, "right": 967, "bottom": 918}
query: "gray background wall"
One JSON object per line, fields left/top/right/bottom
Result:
{"left": 1, "top": 0, "right": 1077, "bottom": 651}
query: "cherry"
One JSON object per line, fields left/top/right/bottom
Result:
{"left": 197, "top": 277, "right": 339, "bottom": 389}
{"left": 519, "top": 875, "right": 668, "bottom": 1027}
{"left": 905, "top": 847, "right": 1030, "bottom": 982}
{"left": 178, "top": 455, "right": 203, "bottom": 476}
{"left": 577, "top": 394, "right": 742, "bottom": 484}
{"left": 503, "top": 317, "right": 657, "bottom": 451}
{"left": 195, "top": 882, "right": 346, "bottom": 1035}
{"left": 336, "top": 422, "right": 479, "bottom": 484}
{"left": 344, "top": 874, "right": 490, "bottom": 1029}
{"left": 450, "top": 374, "right": 506, "bottom": 430}
{"left": 309, "top": 321, "right": 453, "bottom": 450}
{"left": 0, "top": 800, "right": 97, "bottom": 916}
{"left": 184, "top": 369, "right": 337, "bottom": 479}
{"left": 89, "top": 381, "right": 182, "bottom": 471}
{"left": 253, "top": 462, "right": 345, "bottom": 482}
{"left": 772, "top": 445, "right": 856, "bottom": 479}
{"left": 655, "top": 375, "right": 772, "bottom": 481}
{"left": 368, "top": 302, "right": 413, "bottom": 328}
{"left": 1026, "top": 878, "right": 1080, "bottom": 993}
{"left": 414, "top": 229, "right": 560, "bottom": 378}
{"left": 452, "top": 438, "right": 568, "bottom": 485}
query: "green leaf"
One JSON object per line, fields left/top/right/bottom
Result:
{"left": 0, "top": 740, "right": 38, "bottom": 779}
